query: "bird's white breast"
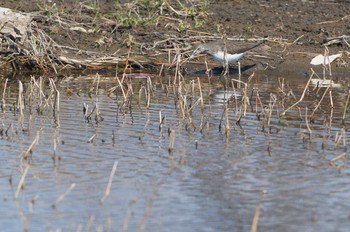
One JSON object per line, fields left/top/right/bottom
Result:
{"left": 212, "top": 51, "right": 245, "bottom": 63}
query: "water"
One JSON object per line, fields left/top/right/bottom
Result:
{"left": 0, "top": 72, "right": 349, "bottom": 231}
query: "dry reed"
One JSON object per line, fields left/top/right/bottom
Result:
{"left": 52, "top": 183, "right": 76, "bottom": 208}
{"left": 100, "top": 160, "right": 118, "bottom": 204}
{"left": 14, "top": 165, "right": 30, "bottom": 199}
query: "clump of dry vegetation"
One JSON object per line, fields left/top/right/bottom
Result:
{"left": 0, "top": 0, "right": 210, "bottom": 72}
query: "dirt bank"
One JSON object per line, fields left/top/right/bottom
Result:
{"left": 0, "top": 0, "right": 349, "bottom": 73}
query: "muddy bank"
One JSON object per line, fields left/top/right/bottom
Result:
{"left": 0, "top": 0, "right": 349, "bottom": 74}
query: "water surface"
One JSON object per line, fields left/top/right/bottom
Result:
{"left": 0, "top": 71, "right": 349, "bottom": 232}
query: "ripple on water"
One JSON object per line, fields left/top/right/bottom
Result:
{"left": 0, "top": 75, "right": 350, "bottom": 231}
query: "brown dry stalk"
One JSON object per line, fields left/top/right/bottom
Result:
{"left": 329, "top": 152, "right": 346, "bottom": 166}
{"left": 231, "top": 78, "right": 249, "bottom": 116}
{"left": 100, "top": 160, "right": 118, "bottom": 204}
{"left": 342, "top": 89, "right": 350, "bottom": 122}
{"left": 334, "top": 128, "right": 347, "bottom": 149}
{"left": 117, "top": 76, "right": 127, "bottom": 101}
{"left": 122, "top": 199, "right": 136, "bottom": 231}
{"left": 305, "top": 107, "right": 312, "bottom": 137}
{"left": 146, "top": 77, "right": 152, "bottom": 108}
{"left": 87, "top": 134, "right": 96, "bottom": 143}
{"left": 250, "top": 191, "right": 266, "bottom": 232}
{"left": 52, "top": 183, "right": 76, "bottom": 208}
{"left": 197, "top": 77, "right": 204, "bottom": 110}
{"left": 49, "top": 78, "right": 60, "bottom": 113}
{"left": 93, "top": 73, "right": 101, "bottom": 96}
{"left": 14, "top": 165, "right": 30, "bottom": 199}
{"left": 22, "top": 132, "right": 40, "bottom": 161}
{"left": 310, "top": 85, "right": 330, "bottom": 118}
{"left": 316, "top": 15, "right": 350, "bottom": 25}
{"left": 18, "top": 81, "right": 24, "bottom": 116}
{"left": 237, "top": 61, "right": 242, "bottom": 87}
{"left": 231, "top": 80, "right": 239, "bottom": 116}
{"left": 329, "top": 90, "right": 334, "bottom": 108}
{"left": 267, "top": 93, "right": 277, "bottom": 129}
{"left": 342, "top": 128, "right": 347, "bottom": 148}
{"left": 225, "top": 103, "right": 230, "bottom": 133}
{"left": 1, "top": 78, "right": 8, "bottom": 112}
{"left": 280, "top": 69, "right": 314, "bottom": 116}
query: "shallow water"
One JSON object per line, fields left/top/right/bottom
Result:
{"left": 0, "top": 71, "right": 349, "bottom": 232}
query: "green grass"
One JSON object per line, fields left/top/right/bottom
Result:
{"left": 110, "top": 0, "right": 208, "bottom": 29}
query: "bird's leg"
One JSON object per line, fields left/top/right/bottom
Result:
{"left": 222, "top": 51, "right": 229, "bottom": 76}
{"left": 238, "top": 61, "right": 241, "bottom": 88}
{"left": 222, "top": 63, "right": 228, "bottom": 76}
{"left": 225, "top": 60, "right": 230, "bottom": 76}
{"left": 222, "top": 39, "right": 229, "bottom": 76}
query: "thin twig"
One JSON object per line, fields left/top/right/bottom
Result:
{"left": 52, "top": 183, "right": 76, "bottom": 208}
{"left": 280, "top": 69, "right": 314, "bottom": 116}
{"left": 14, "top": 165, "right": 30, "bottom": 199}
{"left": 250, "top": 191, "right": 266, "bottom": 232}
{"left": 100, "top": 160, "right": 118, "bottom": 204}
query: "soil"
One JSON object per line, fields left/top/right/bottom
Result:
{"left": 1, "top": 0, "right": 350, "bottom": 73}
